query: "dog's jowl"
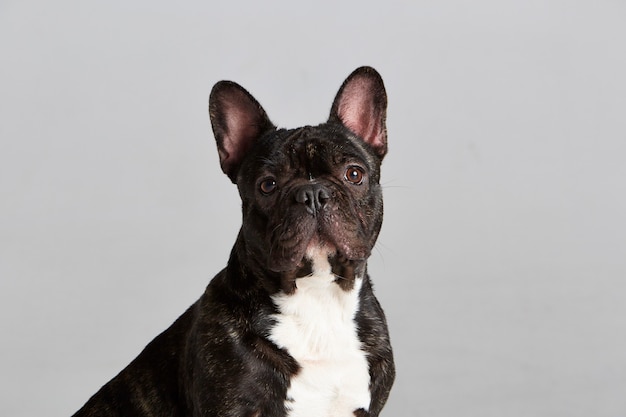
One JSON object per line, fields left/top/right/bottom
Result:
{"left": 73, "top": 67, "right": 395, "bottom": 417}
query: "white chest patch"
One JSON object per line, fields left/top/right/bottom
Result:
{"left": 269, "top": 250, "right": 371, "bottom": 417}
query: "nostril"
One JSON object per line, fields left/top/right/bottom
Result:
{"left": 317, "top": 188, "right": 330, "bottom": 207}
{"left": 295, "top": 188, "right": 310, "bottom": 205}
{"left": 295, "top": 188, "right": 315, "bottom": 214}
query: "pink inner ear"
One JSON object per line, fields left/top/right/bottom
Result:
{"left": 337, "top": 77, "right": 383, "bottom": 148}
{"left": 220, "top": 95, "right": 265, "bottom": 169}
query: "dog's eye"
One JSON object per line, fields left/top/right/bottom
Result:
{"left": 259, "top": 178, "right": 277, "bottom": 194}
{"left": 344, "top": 166, "right": 365, "bottom": 185}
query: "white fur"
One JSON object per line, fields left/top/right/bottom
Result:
{"left": 269, "top": 248, "right": 370, "bottom": 417}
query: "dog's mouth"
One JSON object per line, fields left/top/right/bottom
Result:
{"left": 267, "top": 225, "right": 369, "bottom": 270}
{"left": 263, "top": 185, "right": 374, "bottom": 293}
{"left": 268, "top": 231, "right": 369, "bottom": 294}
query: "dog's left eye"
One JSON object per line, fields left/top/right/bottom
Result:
{"left": 259, "top": 178, "right": 277, "bottom": 194}
{"left": 344, "top": 166, "right": 365, "bottom": 185}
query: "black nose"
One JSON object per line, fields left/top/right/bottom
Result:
{"left": 295, "top": 184, "right": 331, "bottom": 215}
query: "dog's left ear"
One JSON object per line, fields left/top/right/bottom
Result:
{"left": 209, "top": 81, "right": 275, "bottom": 183}
{"left": 329, "top": 66, "right": 388, "bottom": 159}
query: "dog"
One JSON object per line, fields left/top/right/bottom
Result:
{"left": 73, "top": 66, "right": 395, "bottom": 417}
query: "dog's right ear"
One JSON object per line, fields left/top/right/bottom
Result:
{"left": 209, "top": 81, "right": 275, "bottom": 183}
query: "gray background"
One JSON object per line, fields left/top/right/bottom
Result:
{"left": 1, "top": 1, "right": 625, "bottom": 416}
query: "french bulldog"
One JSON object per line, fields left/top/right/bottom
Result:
{"left": 73, "top": 66, "right": 394, "bottom": 417}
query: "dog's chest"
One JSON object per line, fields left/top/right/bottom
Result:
{"left": 269, "top": 272, "right": 370, "bottom": 417}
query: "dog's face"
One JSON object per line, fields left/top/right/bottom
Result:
{"left": 209, "top": 67, "right": 387, "bottom": 292}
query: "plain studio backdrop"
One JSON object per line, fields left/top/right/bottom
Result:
{"left": 1, "top": 1, "right": 625, "bottom": 416}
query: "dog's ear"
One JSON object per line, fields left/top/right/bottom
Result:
{"left": 329, "top": 66, "right": 388, "bottom": 159}
{"left": 209, "top": 81, "right": 275, "bottom": 183}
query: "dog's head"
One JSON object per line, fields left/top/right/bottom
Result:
{"left": 209, "top": 67, "right": 387, "bottom": 292}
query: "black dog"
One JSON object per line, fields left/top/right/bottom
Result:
{"left": 73, "top": 66, "right": 394, "bottom": 417}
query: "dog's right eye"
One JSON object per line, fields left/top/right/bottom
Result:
{"left": 259, "top": 178, "right": 277, "bottom": 194}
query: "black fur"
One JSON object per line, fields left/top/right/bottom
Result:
{"left": 73, "top": 66, "right": 394, "bottom": 417}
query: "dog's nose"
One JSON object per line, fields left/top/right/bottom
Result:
{"left": 295, "top": 184, "right": 331, "bottom": 215}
